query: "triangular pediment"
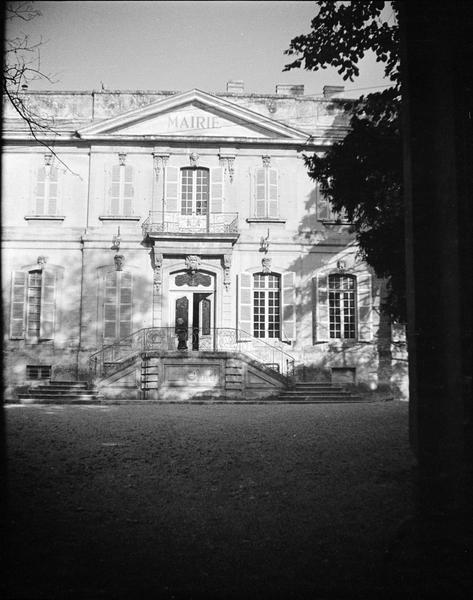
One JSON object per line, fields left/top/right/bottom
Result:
{"left": 76, "top": 89, "right": 309, "bottom": 141}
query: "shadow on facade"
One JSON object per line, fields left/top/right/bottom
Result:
{"left": 280, "top": 187, "right": 408, "bottom": 398}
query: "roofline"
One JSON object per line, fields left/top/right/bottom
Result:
{"left": 75, "top": 88, "right": 318, "bottom": 138}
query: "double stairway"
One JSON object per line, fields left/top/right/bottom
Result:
{"left": 18, "top": 380, "right": 102, "bottom": 404}
{"left": 16, "top": 379, "right": 367, "bottom": 404}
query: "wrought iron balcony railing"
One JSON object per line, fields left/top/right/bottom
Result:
{"left": 88, "top": 326, "right": 295, "bottom": 382}
{"left": 142, "top": 211, "right": 239, "bottom": 236}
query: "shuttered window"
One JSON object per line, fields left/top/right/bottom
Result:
{"left": 164, "top": 167, "right": 224, "bottom": 215}
{"left": 238, "top": 271, "right": 296, "bottom": 342}
{"left": 10, "top": 269, "right": 57, "bottom": 341}
{"left": 312, "top": 271, "right": 372, "bottom": 343}
{"left": 26, "top": 270, "right": 42, "bottom": 337}
{"left": 254, "top": 168, "right": 279, "bottom": 218}
{"left": 253, "top": 273, "right": 280, "bottom": 338}
{"left": 180, "top": 168, "right": 209, "bottom": 215}
{"left": 103, "top": 271, "right": 133, "bottom": 342}
{"left": 316, "top": 184, "right": 349, "bottom": 223}
{"left": 109, "top": 163, "right": 134, "bottom": 215}
{"left": 35, "top": 166, "right": 58, "bottom": 215}
{"left": 329, "top": 274, "right": 356, "bottom": 339}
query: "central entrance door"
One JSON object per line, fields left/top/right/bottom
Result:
{"left": 174, "top": 292, "right": 212, "bottom": 350}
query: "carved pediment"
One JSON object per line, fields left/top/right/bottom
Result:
{"left": 76, "top": 89, "right": 310, "bottom": 142}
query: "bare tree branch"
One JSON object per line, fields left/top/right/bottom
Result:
{"left": 4, "top": 1, "right": 80, "bottom": 176}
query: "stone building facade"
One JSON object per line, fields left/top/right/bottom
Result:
{"left": 2, "top": 82, "right": 408, "bottom": 401}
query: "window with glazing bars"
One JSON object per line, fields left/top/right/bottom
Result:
{"left": 180, "top": 168, "right": 209, "bottom": 215}
{"left": 26, "top": 270, "right": 42, "bottom": 338}
{"left": 253, "top": 273, "right": 280, "bottom": 338}
{"left": 35, "top": 166, "right": 58, "bottom": 215}
{"left": 328, "top": 274, "right": 356, "bottom": 339}
{"left": 26, "top": 365, "right": 51, "bottom": 379}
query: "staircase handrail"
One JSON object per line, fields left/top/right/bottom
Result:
{"left": 88, "top": 326, "right": 296, "bottom": 381}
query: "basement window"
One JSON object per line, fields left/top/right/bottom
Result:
{"left": 26, "top": 365, "right": 52, "bottom": 380}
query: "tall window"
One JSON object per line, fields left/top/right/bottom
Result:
{"left": 253, "top": 273, "right": 280, "bottom": 338}
{"left": 103, "top": 271, "right": 133, "bottom": 341}
{"left": 254, "top": 168, "right": 278, "bottom": 218}
{"left": 317, "top": 184, "right": 349, "bottom": 223}
{"left": 35, "top": 165, "right": 58, "bottom": 215}
{"left": 180, "top": 167, "right": 209, "bottom": 215}
{"left": 10, "top": 269, "right": 56, "bottom": 341}
{"left": 110, "top": 159, "right": 134, "bottom": 215}
{"left": 26, "top": 270, "right": 42, "bottom": 337}
{"left": 328, "top": 274, "right": 356, "bottom": 339}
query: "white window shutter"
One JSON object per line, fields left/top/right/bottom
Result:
{"left": 110, "top": 164, "right": 121, "bottom": 215}
{"left": 119, "top": 272, "right": 133, "bottom": 339}
{"left": 237, "top": 273, "right": 253, "bottom": 341}
{"left": 123, "top": 165, "right": 134, "bottom": 215}
{"left": 164, "top": 166, "right": 179, "bottom": 212}
{"left": 10, "top": 271, "right": 27, "bottom": 339}
{"left": 35, "top": 166, "right": 46, "bottom": 215}
{"left": 316, "top": 184, "right": 332, "bottom": 221}
{"left": 281, "top": 271, "right": 296, "bottom": 341}
{"left": 210, "top": 167, "right": 224, "bottom": 213}
{"left": 268, "top": 168, "right": 278, "bottom": 218}
{"left": 47, "top": 167, "right": 59, "bottom": 215}
{"left": 104, "top": 271, "right": 118, "bottom": 341}
{"left": 357, "top": 273, "right": 373, "bottom": 341}
{"left": 39, "top": 270, "right": 56, "bottom": 340}
{"left": 315, "top": 273, "right": 330, "bottom": 342}
{"left": 255, "top": 168, "right": 266, "bottom": 217}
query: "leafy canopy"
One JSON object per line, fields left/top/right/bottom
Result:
{"left": 285, "top": 1, "right": 404, "bottom": 320}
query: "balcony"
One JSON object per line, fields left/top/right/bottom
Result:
{"left": 142, "top": 211, "right": 240, "bottom": 250}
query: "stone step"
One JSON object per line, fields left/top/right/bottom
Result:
{"left": 293, "top": 385, "right": 344, "bottom": 390}
{"left": 18, "top": 396, "right": 103, "bottom": 404}
{"left": 281, "top": 390, "right": 351, "bottom": 396}
{"left": 47, "top": 380, "right": 89, "bottom": 386}
{"left": 23, "top": 392, "right": 99, "bottom": 399}
{"left": 33, "top": 386, "right": 93, "bottom": 393}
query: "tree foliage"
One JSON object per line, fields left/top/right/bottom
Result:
{"left": 285, "top": 1, "right": 404, "bottom": 320}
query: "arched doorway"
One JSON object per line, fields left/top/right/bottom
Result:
{"left": 168, "top": 269, "right": 215, "bottom": 350}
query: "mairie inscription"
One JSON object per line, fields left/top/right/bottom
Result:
{"left": 168, "top": 115, "right": 219, "bottom": 130}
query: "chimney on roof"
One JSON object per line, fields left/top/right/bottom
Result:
{"left": 275, "top": 84, "right": 304, "bottom": 96}
{"left": 323, "top": 85, "right": 345, "bottom": 99}
{"left": 226, "top": 80, "right": 244, "bottom": 93}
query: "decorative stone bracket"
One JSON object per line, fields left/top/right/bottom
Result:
{"left": 219, "top": 154, "right": 236, "bottom": 182}
{"left": 152, "top": 152, "right": 170, "bottom": 179}
{"left": 114, "top": 254, "right": 125, "bottom": 271}
{"left": 262, "top": 155, "right": 271, "bottom": 168}
{"left": 150, "top": 249, "right": 163, "bottom": 291}
{"left": 262, "top": 256, "right": 272, "bottom": 273}
{"left": 223, "top": 254, "right": 232, "bottom": 291}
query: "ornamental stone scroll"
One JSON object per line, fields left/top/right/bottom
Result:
{"left": 223, "top": 254, "right": 232, "bottom": 291}
{"left": 153, "top": 153, "right": 170, "bottom": 179}
{"left": 149, "top": 250, "right": 163, "bottom": 291}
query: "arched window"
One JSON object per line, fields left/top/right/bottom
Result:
{"left": 180, "top": 167, "right": 209, "bottom": 215}
{"left": 328, "top": 274, "right": 356, "bottom": 339}
{"left": 253, "top": 272, "right": 280, "bottom": 338}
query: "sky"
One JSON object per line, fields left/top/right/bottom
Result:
{"left": 6, "top": 1, "right": 392, "bottom": 98}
